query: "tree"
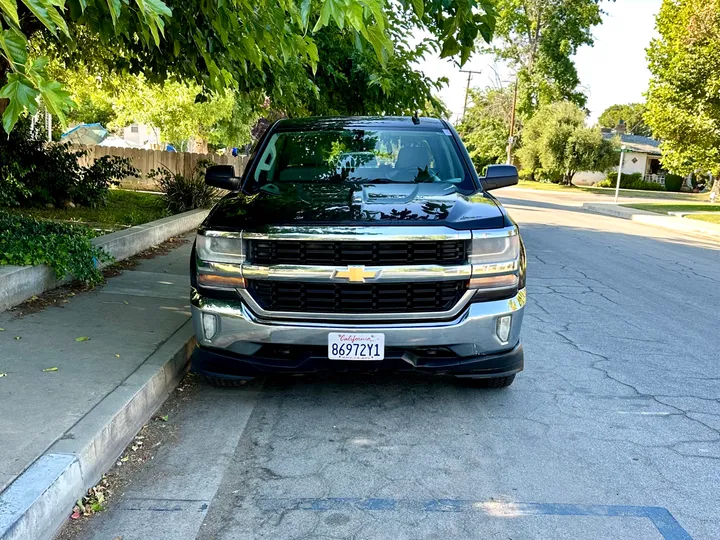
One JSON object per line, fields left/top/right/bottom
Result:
{"left": 489, "top": 0, "right": 604, "bottom": 117}
{"left": 0, "top": 0, "right": 499, "bottom": 134}
{"left": 645, "top": 0, "right": 720, "bottom": 198}
{"left": 457, "top": 86, "right": 514, "bottom": 170}
{"left": 298, "top": 15, "right": 449, "bottom": 117}
{"left": 517, "top": 101, "right": 616, "bottom": 184}
{"left": 598, "top": 103, "right": 651, "bottom": 136}
{"left": 47, "top": 5, "right": 456, "bottom": 147}
{"left": 48, "top": 59, "right": 261, "bottom": 149}
{"left": 110, "top": 78, "right": 260, "bottom": 150}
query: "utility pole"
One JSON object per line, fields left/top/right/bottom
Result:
{"left": 506, "top": 78, "right": 519, "bottom": 164}
{"left": 460, "top": 69, "right": 482, "bottom": 123}
{"left": 614, "top": 145, "right": 627, "bottom": 203}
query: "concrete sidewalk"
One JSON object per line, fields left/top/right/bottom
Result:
{"left": 583, "top": 202, "right": 720, "bottom": 241}
{"left": 0, "top": 238, "right": 196, "bottom": 539}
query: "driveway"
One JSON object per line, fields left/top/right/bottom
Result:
{"left": 62, "top": 190, "right": 720, "bottom": 540}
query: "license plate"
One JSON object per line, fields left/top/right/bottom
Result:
{"left": 328, "top": 333, "right": 385, "bottom": 361}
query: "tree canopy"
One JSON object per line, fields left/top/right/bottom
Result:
{"left": 598, "top": 103, "right": 651, "bottom": 137}
{"left": 488, "top": 0, "right": 604, "bottom": 117}
{"left": 297, "top": 14, "right": 449, "bottom": 117}
{"left": 517, "top": 101, "right": 616, "bottom": 184}
{"left": 55, "top": 61, "right": 261, "bottom": 149}
{"left": 457, "top": 85, "right": 513, "bottom": 170}
{"left": 645, "top": 0, "right": 720, "bottom": 188}
{"left": 0, "top": 0, "right": 499, "bottom": 133}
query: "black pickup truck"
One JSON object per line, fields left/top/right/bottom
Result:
{"left": 190, "top": 116, "right": 526, "bottom": 387}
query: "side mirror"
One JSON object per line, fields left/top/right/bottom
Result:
{"left": 205, "top": 165, "right": 241, "bottom": 190}
{"left": 480, "top": 164, "right": 518, "bottom": 191}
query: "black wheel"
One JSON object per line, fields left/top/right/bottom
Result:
{"left": 203, "top": 375, "right": 248, "bottom": 387}
{"left": 462, "top": 374, "right": 516, "bottom": 388}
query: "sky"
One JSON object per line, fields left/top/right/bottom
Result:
{"left": 416, "top": 0, "right": 662, "bottom": 125}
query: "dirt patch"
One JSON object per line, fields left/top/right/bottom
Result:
{"left": 11, "top": 235, "right": 190, "bottom": 318}
{"left": 54, "top": 373, "right": 202, "bottom": 540}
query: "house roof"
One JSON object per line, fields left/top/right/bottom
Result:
{"left": 602, "top": 133, "right": 662, "bottom": 156}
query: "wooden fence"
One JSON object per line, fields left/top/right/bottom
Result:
{"left": 73, "top": 145, "right": 248, "bottom": 190}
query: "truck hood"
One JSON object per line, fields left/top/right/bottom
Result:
{"left": 205, "top": 182, "right": 505, "bottom": 230}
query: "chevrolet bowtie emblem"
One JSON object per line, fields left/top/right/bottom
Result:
{"left": 334, "top": 266, "right": 378, "bottom": 283}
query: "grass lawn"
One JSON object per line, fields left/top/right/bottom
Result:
{"left": 687, "top": 214, "right": 720, "bottom": 225}
{"left": 5, "top": 190, "right": 168, "bottom": 231}
{"left": 516, "top": 180, "right": 708, "bottom": 201}
{"left": 622, "top": 203, "right": 720, "bottom": 214}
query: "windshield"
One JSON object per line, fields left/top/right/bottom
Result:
{"left": 249, "top": 128, "right": 474, "bottom": 189}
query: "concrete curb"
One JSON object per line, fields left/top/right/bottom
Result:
{"left": 0, "top": 208, "right": 208, "bottom": 312}
{"left": 0, "top": 320, "right": 196, "bottom": 540}
{"left": 582, "top": 203, "right": 720, "bottom": 241}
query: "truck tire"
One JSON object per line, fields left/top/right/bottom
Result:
{"left": 464, "top": 374, "right": 515, "bottom": 388}
{"left": 204, "top": 375, "right": 247, "bottom": 387}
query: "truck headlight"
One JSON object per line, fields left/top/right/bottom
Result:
{"left": 196, "top": 232, "right": 246, "bottom": 290}
{"left": 196, "top": 232, "right": 245, "bottom": 264}
{"left": 469, "top": 228, "right": 520, "bottom": 293}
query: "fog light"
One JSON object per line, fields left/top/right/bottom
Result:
{"left": 496, "top": 315, "right": 512, "bottom": 343}
{"left": 202, "top": 313, "right": 218, "bottom": 340}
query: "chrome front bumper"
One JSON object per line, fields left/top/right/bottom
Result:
{"left": 191, "top": 288, "right": 526, "bottom": 359}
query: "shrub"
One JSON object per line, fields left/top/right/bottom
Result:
{"left": 664, "top": 173, "right": 684, "bottom": 192}
{"left": 150, "top": 160, "right": 219, "bottom": 213}
{"left": 72, "top": 155, "right": 139, "bottom": 208}
{"left": 596, "top": 172, "right": 666, "bottom": 191}
{"left": 0, "top": 120, "right": 139, "bottom": 208}
{"left": 0, "top": 212, "right": 113, "bottom": 284}
{"left": 518, "top": 168, "right": 534, "bottom": 181}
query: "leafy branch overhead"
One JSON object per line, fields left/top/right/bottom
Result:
{"left": 0, "top": 0, "right": 498, "bottom": 134}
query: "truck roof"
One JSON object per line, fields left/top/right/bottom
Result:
{"left": 274, "top": 116, "right": 447, "bottom": 131}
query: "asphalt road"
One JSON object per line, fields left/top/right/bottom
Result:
{"left": 64, "top": 190, "right": 720, "bottom": 540}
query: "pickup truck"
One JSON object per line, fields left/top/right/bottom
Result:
{"left": 190, "top": 116, "right": 526, "bottom": 388}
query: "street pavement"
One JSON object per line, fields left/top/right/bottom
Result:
{"left": 61, "top": 189, "right": 720, "bottom": 540}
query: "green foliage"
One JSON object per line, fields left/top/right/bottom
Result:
{"left": 1, "top": 0, "right": 499, "bottom": 134}
{"left": 646, "top": 0, "right": 720, "bottom": 187}
{"left": 0, "top": 211, "right": 111, "bottom": 283}
{"left": 598, "top": 103, "right": 651, "bottom": 137}
{"left": 664, "top": 173, "right": 685, "bottom": 192}
{"left": 489, "top": 0, "right": 603, "bottom": 117}
{"left": 596, "top": 172, "right": 666, "bottom": 191}
{"left": 517, "top": 101, "right": 616, "bottom": 185}
{"left": 0, "top": 119, "right": 139, "bottom": 208}
{"left": 299, "top": 10, "right": 451, "bottom": 117}
{"left": 457, "top": 86, "right": 512, "bottom": 171}
{"left": 75, "top": 156, "right": 139, "bottom": 208}
{"left": 150, "top": 160, "right": 219, "bottom": 213}
{"left": 109, "top": 76, "right": 260, "bottom": 150}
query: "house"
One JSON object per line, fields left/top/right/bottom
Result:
{"left": 574, "top": 121, "right": 665, "bottom": 186}
{"left": 123, "top": 123, "right": 162, "bottom": 149}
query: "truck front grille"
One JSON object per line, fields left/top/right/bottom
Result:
{"left": 247, "top": 280, "right": 468, "bottom": 313}
{"left": 249, "top": 240, "right": 466, "bottom": 265}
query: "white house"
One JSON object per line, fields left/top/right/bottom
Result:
{"left": 123, "top": 123, "right": 162, "bottom": 149}
{"left": 574, "top": 124, "right": 664, "bottom": 185}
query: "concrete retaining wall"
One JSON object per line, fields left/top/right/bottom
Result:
{"left": 0, "top": 209, "right": 208, "bottom": 312}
